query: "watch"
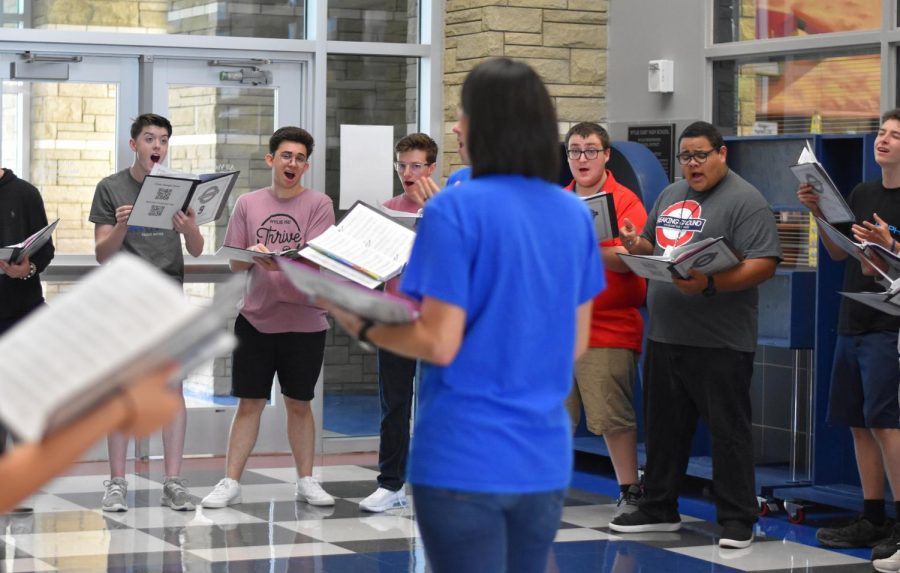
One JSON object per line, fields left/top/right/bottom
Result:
{"left": 702, "top": 274, "right": 717, "bottom": 297}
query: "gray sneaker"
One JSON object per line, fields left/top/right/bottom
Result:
{"left": 101, "top": 477, "right": 128, "bottom": 512}
{"left": 614, "top": 484, "right": 642, "bottom": 517}
{"left": 161, "top": 477, "right": 195, "bottom": 511}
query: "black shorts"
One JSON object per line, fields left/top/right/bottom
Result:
{"left": 231, "top": 314, "right": 326, "bottom": 401}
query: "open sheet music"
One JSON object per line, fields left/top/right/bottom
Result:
{"left": 127, "top": 164, "right": 239, "bottom": 230}
{"left": 840, "top": 290, "right": 900, "bottom": 317}
{"left": 215, "top": 245, "right": 302, "bottom": 264}
{"left": 378, "top": 205, "right": 421, "bottom": 230}
{"left": 815, "top": 217, "right": 900, "bottom": 282}
{"left": 617, "top": 237, "right": 742, "bottom": 282}
{"left": 581, "top": 192, "right": 618, "bottom": 241}
{"left": 790, "top": 141, "right": 854, "bottom": 224}
{"left": 278, "top": 258, "right": 419, "bottom": 324}
{"left": 299, "top": 201, "right": 416, "bottom": 289}
{"left": 0, "top": 219, "right": 58, "bottom": 267}
{"left": 0, "top": 254, "right": 240, "bottom": 443}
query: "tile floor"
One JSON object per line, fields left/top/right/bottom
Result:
{"left": 0, "top": 454, "right": 881, "bottom": 572}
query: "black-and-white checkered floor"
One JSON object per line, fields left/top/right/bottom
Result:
{"left": 0, "top": 462, "right": 878, "bottom": 572}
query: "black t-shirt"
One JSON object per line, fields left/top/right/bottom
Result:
{"left": 838, "top": 180, "right": 900, "bottom": 334}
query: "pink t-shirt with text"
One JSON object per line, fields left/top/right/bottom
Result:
{"left": 224, "top": 186, "right": 335, "bottom": 333}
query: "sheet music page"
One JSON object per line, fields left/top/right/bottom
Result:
{"left": 840, "top": 291, "right": 900, "bottom": 317}
{"left": 617, "top": 253, "right": 677, "bottom": 282}
{"left": 299, "top": 246, "right": 383, "bottom": 289}
{"left": 0, "top": 254, "right": 198, "bottom": 442}
{"left": 670, "top": 238, "right": 741, "bottom": 278}
{"left": 306, "top": 204, "right": 416, "bottom": 280}
{"left": 127, "top": 176, "right": 195, "bottom": 230}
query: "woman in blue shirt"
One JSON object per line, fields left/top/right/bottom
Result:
{"left": 327, "top": 57, "right": 605, "bottom": 573}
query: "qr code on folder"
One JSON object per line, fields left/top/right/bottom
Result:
{"left": 149, "top": 205, "right": 165, "bottom": 217}
{"left": 155, "top": 189, "right": 172, "bottom": 201}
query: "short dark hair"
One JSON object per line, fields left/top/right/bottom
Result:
{"left": 130, "top": 113, "right": 172, "bottom": 140}
{"left": 678, "top": 121, "right": 725, "bottom": 150}
{"left": 269, "top": 126, "right": 315, "bottom": 156}
{"left": 882, "top": 109, "right": 900, "bottom": 124}
{"left": 395, "top": 133, "right": 438, "bottom": 164}
{"left": 461, "top": 58, "right": 559, "bottom": 183}
{"left": 565, "top": 122, "right": 610, "bottom": 150}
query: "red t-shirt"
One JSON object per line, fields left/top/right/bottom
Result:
{"left": 565, "top": 170, "right": 647, "bottom": 351}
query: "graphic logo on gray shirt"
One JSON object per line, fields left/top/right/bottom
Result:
{"left": 656, "top": 200, "right": 706, "bottom": 248}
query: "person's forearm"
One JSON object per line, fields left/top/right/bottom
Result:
{"left": 367, "top": 317, "right": 461, "bottom": 366}
{"left": 0, "top": 395, "right": 128, "bottom": 513}
{"left": 602, "top": 245, "right": 631, "bottom": 273}
{"left": 184, "top": 229, "right": 204, "bottom": 258}
{"left": 95, "top": 226, "right": 128, "bottom": 263}
{"left": 816, "top": 222, "right": 849, "bottom": 262}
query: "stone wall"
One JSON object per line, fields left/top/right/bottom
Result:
{"left": 442, "top": 1, "right": 609, "bottom": 178}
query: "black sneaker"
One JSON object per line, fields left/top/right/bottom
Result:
{"left": 719, "top": 520, "right": 754, "bottom": 549}
{"left": 815, "top": 516, "right": 891, "bottom": 548}
{"left": 609, "top": 509, "right": 681, "bottom": 533}
{"left": 872, "top": 522, "right": 900, "bottom": 560}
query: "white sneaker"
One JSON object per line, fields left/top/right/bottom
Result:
{"left": 359, "top": 487, "right": 407, "bottom": 513}
{"left": 875, "top": 549, "right": 900, "bottom": 573}
{"left": 296, "top": 476, "right": 335, "bottom": 506}
{"left": 200, "top": 478, "right": 242, "bottom": 508}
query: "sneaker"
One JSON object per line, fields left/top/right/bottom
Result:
{"left": 201, "top": 478, "right": 242, "bottom": 508}
{"left": 614, "top": 484, "right": 642, "bottom": 517}
{"left": 874, "top": 548, "right": 900, "bottom": 573}
{"left": 101, "top": 477, "right": 128, "bottom": 512}
{"left": 719, "top": 520, "right": 754, "bottom": 549}
{"left": 296, "top": 476, "right": 335, "bottom": 507}
{"left": 359, "top": 487, "right": 407, "bottom": 513}
{"left": 161, "top": 477, "right": 195, "bottom": 511}
{"left": 872, "top": 523, "right": 900, "bottom": 560}
{"left": 816, "top": 516, "right": 892, "bottom": 548}
{"left": 609, "top": 509, "right": 681, "bottom": 533}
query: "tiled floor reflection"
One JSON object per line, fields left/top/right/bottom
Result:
{"left": 0, "top": 459, "right": 877, "bottom": 572}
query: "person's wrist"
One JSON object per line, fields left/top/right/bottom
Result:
{"left": 891, "top": 238, "right": 897, "bottom": 254}
{"left": 17, "top": 262, "right": 37, "bottom": 280}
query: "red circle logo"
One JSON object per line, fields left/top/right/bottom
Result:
{"left": 656, "top": 200, "right": 704, "bottom": 248}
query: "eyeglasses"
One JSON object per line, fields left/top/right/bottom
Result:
{"left": 277, "top": 152, "right": 307, "bottom": 164}
{"left": 394, "top": 162, "right": 433, "bottom": 174}
{"left": 676, "top": 149, "right": 719, "bottom": 165}
{"left": 566, "top": 148, "right": 606, "bottom": 160}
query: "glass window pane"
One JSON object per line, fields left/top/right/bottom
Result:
{"left": 27, "top": 0, "right": 305, "bottom": 39}
{"left": 326, "top": 55, "right": 419, "bottom": 205}
{"left": 2, "top": 80, "right": 117, "bottom": 255}
{"left": 328, "top": 0, "right": 418, "bottom": 43}
{"left": 323, "top": 54, "right": 419, "bottom": 438}
{"left": 714, "top": 0, "right": 880, "bottom": 42}
{"left": 167, "top": 85, "right": 275, "bottom": 254}
{"left": 712, "top": 50, "right": 880, "bottom": 135}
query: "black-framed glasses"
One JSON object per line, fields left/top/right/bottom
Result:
{"left": 566, "top": 148, "right": 606, "bottom": 160}
{"left": 676, "top": 148, "right": 719, "bottom": 165}
{"left": 394, "top": 162, "right": 433, "bottom": 174}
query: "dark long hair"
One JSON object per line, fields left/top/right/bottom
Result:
{"left": 461, "top": 58, "right": 559, "bottom": 183}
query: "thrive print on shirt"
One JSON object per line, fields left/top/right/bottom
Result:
{"left": 256, "top": 213, "right": 303, "bottom": 250}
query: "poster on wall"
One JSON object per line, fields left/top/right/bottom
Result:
{"left": 627, "top": 124, "right": 675, "bottom": 182}
{"left": 339, "top": 125, "right": 394, "bottom": 210}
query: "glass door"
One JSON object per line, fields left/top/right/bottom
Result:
{"left": 145, "top": 57, "right": 312, "bottom": 457}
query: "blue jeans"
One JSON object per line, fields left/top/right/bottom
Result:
{"left": 412, "top": 485, "right": 565, "bottom": 573}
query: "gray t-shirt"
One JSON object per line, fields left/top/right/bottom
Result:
{"left": 89, "top": 168, "right": 184, "bottom": 282}
{"left": 641, "top": 170, "right": 782, "bottom": 352}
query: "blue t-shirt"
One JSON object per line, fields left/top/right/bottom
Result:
{"left": 401, "top": 174, "right": 605, "bottom": 493}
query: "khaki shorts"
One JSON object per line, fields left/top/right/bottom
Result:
{"left": 566, "top": 347, "right": 638, "bottom": 435}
